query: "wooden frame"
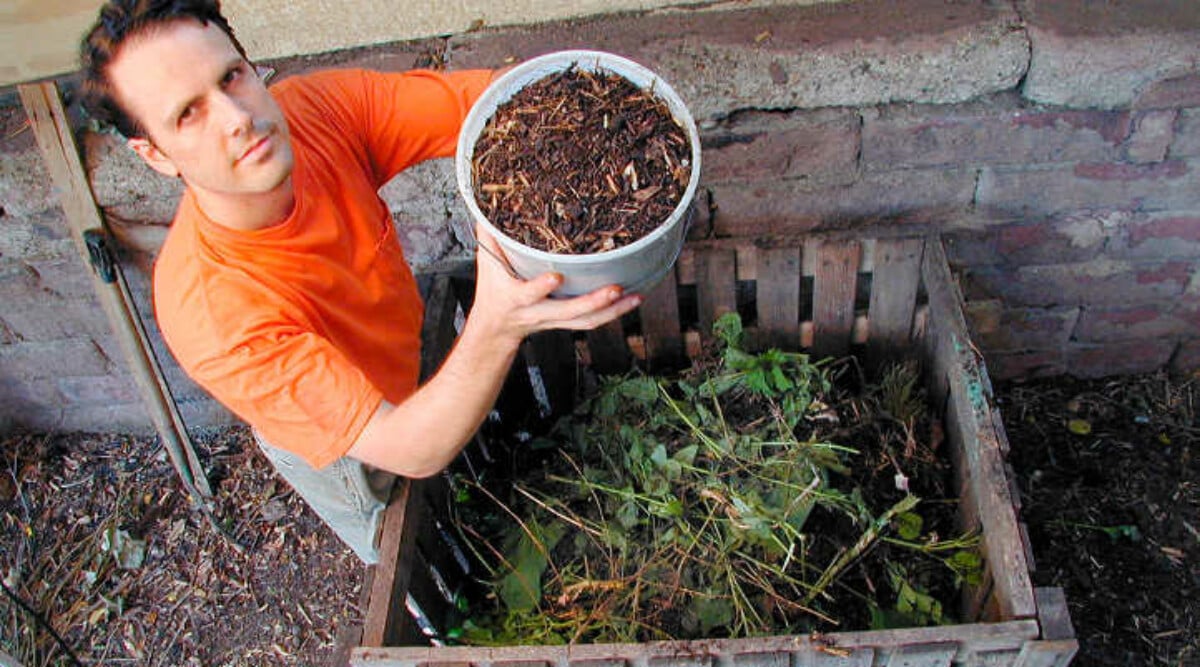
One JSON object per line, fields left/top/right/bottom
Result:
{"left": 347, "top": 235, "right": 1077, "bottom": 667}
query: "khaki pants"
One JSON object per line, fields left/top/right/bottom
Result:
{"left": 253, "top": 431, "right": 393, "bottom": 564}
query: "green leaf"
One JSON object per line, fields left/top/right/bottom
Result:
{"left": 673, "top": 445, "right": 699, "bottom": 467}
{"left": 690, "top": 595, "right": 735, "bottom": 634}
{"left": 650, "top": 444, "right": 669, "bottom": 468}
{"left": 498, "top": 522, "right": 564, "bottom": 612}
{"left": 713, "top": 312, "right": 744, "bottom": 349}
{"left": 1067, "top": 418, "right": 1092, "bottom": 435}
{"left": 894, "top": 511, "right": 924, "bottom": 541}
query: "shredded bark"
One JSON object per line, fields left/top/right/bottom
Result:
{"left": 472, "top": 67, "right": 690, "bottom": 255}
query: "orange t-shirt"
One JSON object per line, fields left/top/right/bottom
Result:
{"left": 153, "top": 68, "right": 493, "bottom": 468}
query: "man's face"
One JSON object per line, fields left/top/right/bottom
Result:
{"left": 109, "top": 20, "right": 294, "bottom": 208}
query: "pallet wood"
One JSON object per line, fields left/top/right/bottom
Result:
{"left": 811, "top": 240, "right": 860, "bottom": 359}
{"left": 354, "top": 236, "right": 1074, "bottom": 667}
{"left": 694, "top": 247, "right": 738, "bottom": 340}
{"left": 639, "top": 268, "right": 684, "bottom": 368}
{"left": 586, "top": 320, "right": 632, "bottom": 375}
{"left": 922, "top": 241, "right": 1036, "bottom": 623}
{"left": 18, "top": 81, "right": 211, "bottom": 499}
{"left": 756, "top": 247, "right": 802, "bottom": 350}
{"left": 866, "top": 237, "right": 923, "bottom": 371}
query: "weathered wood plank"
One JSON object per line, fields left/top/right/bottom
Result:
{"left": 867, "top": 237, "right": 924, "bottom": 369}
{"left": 586, "top": 319, "right": 632, "bottom": 375}
{"left": 695, "top": 247, "right": 738, "bottom": 339}
{"left": 352, "top": 621, "right": 1039, "bottom": 665}
{"left": 923, "top": 240, "right": 1037, "bottom": 622}
{"left": 1012, "top": 641, "right": 1079, "bottom": 667}
{"left": 640, "top": 269, "right": 684, "bottom": 369}
{"left": 361, "top": 480, "right": 420, "bottom": 647}
{"left": 757, "top": 247, "right": 802, "bottom": 350}
{"left": 811, "top": 240, "right": 860, "bottom": 359}
{"left": 882, "top": 642, "right": 957, "bottom": 667}
{"left": 1033, "top": 588, "right": 1075, "bottom": 642}
{"left": 19, "top": 82, "right": 211, "bottom": 498}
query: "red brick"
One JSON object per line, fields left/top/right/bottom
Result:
{"left": 0, "top": 295, "right": 109, "bottom": 342}
{"left": 1072, "top": 304, "right": 1188, "bottom": 342}
{"left": 56, "top": 374, "right": 139, "bottom": 404}
{"left": 967, "top": 259, "right": 1190, "bottom": 307}
{"left": 701, "top": 109, "right": 859, "bottom": 185}
{"left": 1067, "top": 339, "right": 1176, "bottom": 378}
{"left": 1170, "top": 338, "right": 1200, "bottom": 375}
{"left": 58, "top": 402, "right": 154, "bottom": 434}
{"left": 1172, "top": 109, "right": 1200, "bottom": 158}
{"left": 985, "top": 349, "right": 1067, "bottom": 381}
{"left": 970, "top": 305, "right": 1080, "bottom": 351}
{"left": 0, "top": 338, "right": 111, "bottom": 380}
{"left": 1125, "top": 110, "right": 1177, "bottom": 164}
{"left": 708, "top": 167, "right": 975, "bottom": 238}
{"left": 1117, "top": 213, "right": 1200, "bottom": 259}
{"left": 994, "top": 215, "right": 1112, "bottom": 265}
{"left": 862, "top": 97, "right": 1127, "bottom": 169}
{"left": 977, "top": 160, "right": 1198, "bottom": 217}
{"left": 1135, "top": 72, "right": 1200, "bottom": 110}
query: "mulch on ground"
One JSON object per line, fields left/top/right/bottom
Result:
{"left": 997, "top": 371, "right": 1199, "bottom": 667}
{"left": 0, "top": 427, "right": 363, "bottom": 667}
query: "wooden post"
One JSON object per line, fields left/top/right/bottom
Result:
{"left": 18, "top": 81, "right": 211, "bottom": 499}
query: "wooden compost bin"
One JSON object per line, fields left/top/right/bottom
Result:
{"left": 349, "top": 235, "right": 1078, "bottom": 667}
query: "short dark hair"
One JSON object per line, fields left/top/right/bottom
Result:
{"left": 80, "top": 0, "right": 249, "bottom": 138}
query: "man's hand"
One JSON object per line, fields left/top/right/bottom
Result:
{"left": 465, "top": 224, "right": 643, "bottom": 347}
{"left": 346, "top": 223, "right": 641, "bottom": 478}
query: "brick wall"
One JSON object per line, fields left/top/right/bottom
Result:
{"left": 1, "top": 0, "right": 1198, "bottom": 434}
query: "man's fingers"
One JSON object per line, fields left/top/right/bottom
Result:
{"left": 521, "top": 287, "right": 641, "bottom": 330}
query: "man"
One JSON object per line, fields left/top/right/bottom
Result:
{"left": 80, "top": 0, "right": 641, "bottom": 563}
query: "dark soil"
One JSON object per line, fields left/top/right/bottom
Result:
{"left": 0, "top": 428, "right": 363, "bottom": 667}
{"left": 997, "top": 372, "right": 1199, "bottom": 667}
{"left": 471, "top": 67, "right": 690, "bottom": 254}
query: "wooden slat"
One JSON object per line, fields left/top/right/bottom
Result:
{"left": 695, "top": 247, "right": 738, "bottom": 339}
{"left": 639, "top": 269, "right": 684, "bottom": 368}
{"left": 756, "top": 247, "right": 802, "bottom": 350}
{"left": 586, "top": 320, "right": 632, "bottom": 375}
{"left": 361, "top": 479, "right": 421, "bottom": 647}
{"left": 867, "top": 237, "right": 924, "bottom": 369}
{"left": 1034, "top": 588, "right": 1075, "bottom": 641}
{"left": 923, "top": 240, "right": 1037, "bottom": 622}
{"left": 18, "top": 82, "right": 212, "bottom": 498}
{"left": 1013, "top": 641, "right": 1079, "bottom": 667}
{"left": 522, "top": 330, "right": 577, "bottom": 419}
{"left": 883, "top": 643, "right": 956, "bottom": 667}
{"left": 811, "top": 240, "right": 860, "bottom": 359}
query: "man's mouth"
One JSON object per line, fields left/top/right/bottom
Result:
{"left": 236, "top": 134, "right": 271, "bottom": 165}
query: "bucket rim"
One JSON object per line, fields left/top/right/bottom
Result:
{"left": 455, "top": 49, "right": 702, "bottom": 267}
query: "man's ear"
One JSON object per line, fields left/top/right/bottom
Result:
{"left": 128, "top": 137, "right": 180, "bottom": 179}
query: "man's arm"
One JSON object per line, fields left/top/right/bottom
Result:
{"left": 345, "top": 225, "right": 642, "bottom": 477}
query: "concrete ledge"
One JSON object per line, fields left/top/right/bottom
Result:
{"left": 1022, "top": 0, "right": 1200, "bottom": 109}
{"left": 448, "top": 0, "right": 1029, "bottom": 120}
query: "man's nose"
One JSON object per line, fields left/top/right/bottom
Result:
{"left": 215, "top": 92, "right": 254, "bottom": 135}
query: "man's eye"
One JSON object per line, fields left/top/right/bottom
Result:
{"left": 178, "top": 106, "right": 196, "bottom": 125}
{"left": 224, "top": 66, "right": 244, "bottom": 85}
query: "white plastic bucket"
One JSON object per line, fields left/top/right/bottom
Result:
{"left": 456, "top": 50, "right": 702, "bottom": 297}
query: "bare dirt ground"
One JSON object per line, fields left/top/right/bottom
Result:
{"left": 0, "top": 427, "right": 364, "bottom": 666}
{"left": 997, "top": 371, "right": 1199, "bottom": 667}
{"left": 1, "top": 369, "right": 1197, "bottom": 666}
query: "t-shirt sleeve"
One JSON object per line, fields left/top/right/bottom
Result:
{"left": 357, "top": 68, "right": 494, "bottom": 182}
{"left": 164, "top": 288, "right": 384, "bottom": 469}
{"left": 273, "top": 67, "right": 493, "bottom": 187}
